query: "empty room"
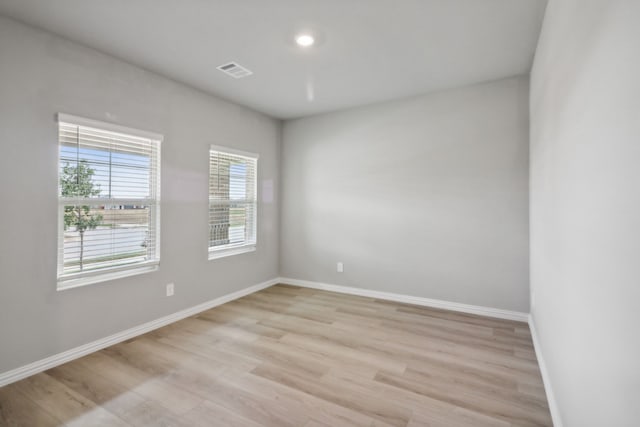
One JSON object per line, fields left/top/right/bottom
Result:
{"left": 0, "top": 0, "right": 638, "bottom": 426}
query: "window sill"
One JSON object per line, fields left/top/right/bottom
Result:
{"left": 208, "top": 245, "right": 256, "bottom": 260}
{"left": 57, "top": 264, "right": 159, "bottom": 291}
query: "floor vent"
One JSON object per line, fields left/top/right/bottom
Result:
{"left": 217, "top": 62, "right": 253, "bottom": 79}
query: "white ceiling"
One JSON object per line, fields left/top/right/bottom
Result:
{"left": 0, "top": 0, "right": 547, "bottom": 119}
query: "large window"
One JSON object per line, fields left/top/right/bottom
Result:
{"left": 209, "top": 146, "right": 258, "bottom": 259}
{"left": 57, "top": 114, "right": 161, "bottom": 289}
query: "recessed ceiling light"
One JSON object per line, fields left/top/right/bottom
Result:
{"left": 295, "top": 34, "right": 315, "bottom": 47}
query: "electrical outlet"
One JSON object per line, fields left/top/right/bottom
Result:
{"left": 337, "top": 262, "right": 344, "bottom": 273}
{"left": 166, "top": 283, "right": 175, "bottom": 297}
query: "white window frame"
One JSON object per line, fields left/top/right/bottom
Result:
{"left": 208, "top": 145, "right": 258, "bottom": 260}
{"left": 56, "top": 113, "right": 162, "bottom": 290}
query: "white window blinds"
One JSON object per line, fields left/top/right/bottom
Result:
{"left": 209, "top": 146, "right": 258, "bottom": 258}
{"left": 57, "top": 114, "right": 161, "bottom": 288}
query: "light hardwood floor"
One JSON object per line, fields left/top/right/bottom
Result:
{"left": 0, "top": 284, "right": 552, "bottom": 426}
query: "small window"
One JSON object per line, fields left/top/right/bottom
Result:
{"left": 57, "top": 114, "right": 161, "bottom": 289}
{"left": 209, "top": 145, "right": 258, "bottom": 259}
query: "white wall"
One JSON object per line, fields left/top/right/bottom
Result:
{"left": 0, "top": 17, "right": 280, "bottom": 374}
{"left": 281, "top": 77, "right": 530, "bottom": 312}
{"left": 530, "top": 0, "right": 640, "bottom": 425}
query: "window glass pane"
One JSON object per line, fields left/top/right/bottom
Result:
{"left": 59, "top": 124, "right": 155, "bottom": 199}
{"left": 209, "top": 148, "right": 257, "bottom": 253}
{"left": 62, "top": 205, "right": 152, "bottom": 274}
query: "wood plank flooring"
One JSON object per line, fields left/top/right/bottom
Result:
{"left": 0, "top": 284, "right": 552, "bottom": 426}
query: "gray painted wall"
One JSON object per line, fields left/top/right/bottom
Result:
{"left": 530, "top": 0, "right": 640, "bottom": 425}
{"left": 0, "top": 17, "right": 280, "bottom": 374}
{"left": 280, "top": 77, "right": 530, "bottom": 312}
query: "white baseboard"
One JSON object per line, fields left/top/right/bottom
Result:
{"left": 278, "top": 277, "right": 529, "bottom": 322}
{"left": 528, "top": 314, "right": 563, "bottom": 427}
{"left": 0, "top": 277, "right": 279, "bottom": 388}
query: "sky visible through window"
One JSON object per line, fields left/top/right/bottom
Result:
{"left": 229, "top": 162, "right": 247, "bottom": 200}
{"left": 61, "top": 146, "right": 244, "bottom": 200}
{"left": 60, "top": 145, "right": 151, "bottom": 199}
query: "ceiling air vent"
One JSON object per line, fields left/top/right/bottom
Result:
{"left": 217, "top": 62, "right": 253, "bottom": 79}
